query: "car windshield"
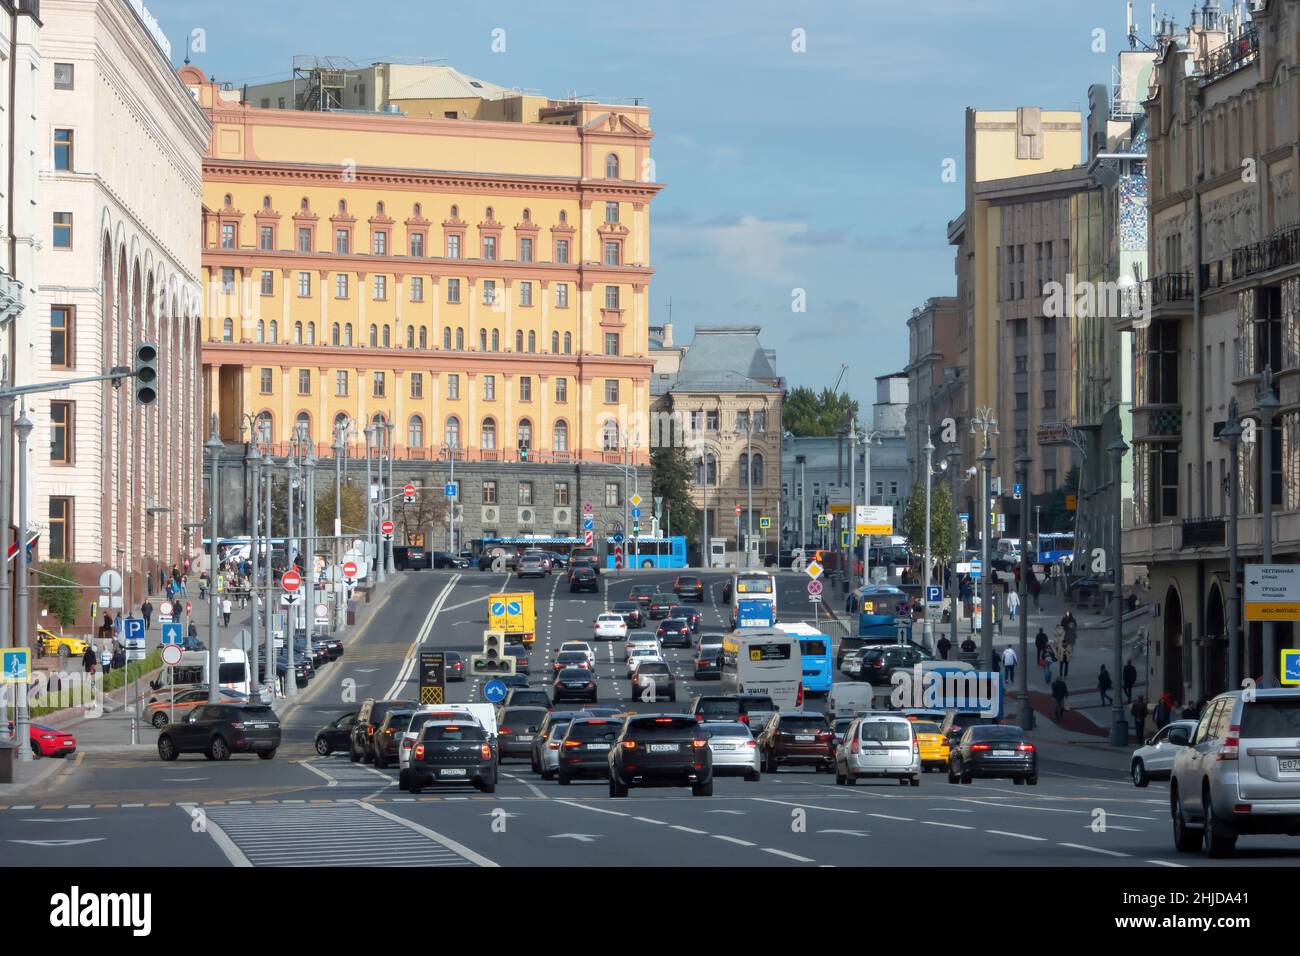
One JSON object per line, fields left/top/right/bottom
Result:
{"left": 651, "top": 593, "right": 674, "bottom": 603}
{"left": 912, "top": 722, "right": 943, "bottom": 735}
{"left": 238, "top": 706, "right": 277, "bottom": 722}
{"left": 421, "top": 724, "right": 487, "bottom": 742}
{"left": 567, "top": 720, "right": 619, "bottom": 741}
{"left": 662, "top": 619, "right": 688, "bottom": 629}
{"left": 638, "top": 663, "right": 671, "bottom": 675}
{"left": 833, "top": 718, "right": 854, "bottom": 734}
{"left": 599, "top": 614, "right": 623, "bottom": 622}
{"left": 779, "top": 716, "right": 829, "bottom": 733}
{"left": 629, "top": 716, "right": 698, "bottom": 737}
{"left": 384, "top": 711, "right": 414, "bottom": 728}
{"left": 698, "top": 699, "right": 740, "bottom": 717}
{"left": 1240, "top": 699, "right": 1300, "bottom": 737}
{"left": 502, "top": 708, "right": 545, "bottom": 726}
{"left": 859, "top": 721, "right": 911, "bottom": 742}
{"left": 613, "top": 603, "right": 636, "bottom": 612}
{"left": 558, "top": 652, "right": 587, "bottom": 662}
{"left": 705, "top": 723, "right": 752, "bottom": 738}
{"left": 547, "top": 721, "right": 574, "bottom": 739}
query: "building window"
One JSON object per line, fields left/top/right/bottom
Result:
{"left": 256, "top": 368, "right": 273, "bottom": 394}
{"left": 298, "top": 369, "right": 311, "bottom": 396}
{"left": 1043, "top": 352, "right": 1056, "bottom": 372}
{"left": 410, "top": 233, "right": 425, "bottom": 257}
{"left": 373, "top": 275, "right": 387, "bottom": 300}
{"left": 297, "top": 227, "right": 312, "bottom": 252}
{"left": 298, "top": 272, "right": 311, "bottom": 297}
{"left": 407, "top": 415, "right": 424, "bottom": 448}
{"left": 555, "top": 239, "right": 569, "bottom": 264}
{"left": 563, "top": 332, "right": 572, "bottom": 354}
{"left": 256, "top": 270, "right": 272, "bottom": 296}
{"left": 447, "top": 278, "right": 461, "bottom": 303}
{"left": 53, "top": 128, "right": 73, "bottom": 170}
{"left": 555, "top": 378, "right": 567, "bottom": 403}
{"left": 604, "top": 285, "right": 619, "bottom": 310}
{"left": 410, "top": 276, "right": 424, "bottom": 302}
{"left": 605, "top": 201, "right": 619, "bottom": 224}
{"left": 527, "top": 331, "right": 536, "bottom": 353}
{"left": 1043, "top": 389, "right": 1056, "bottom": 409}
{"left": 483, "top": 375, "right": 496, "bottom": 400}
{"left": 556, "top": 283, "right": 569, "bottom": 308}
{"left": 1043, "top": 469, "right": 1058, "bottom": 493}
{"left": 605, "top": 482, "right": 621, "bottom": 507}
{"left": 456, "top": 328, "right": 464, "bottom": 350}
{"left": 373, "top": 231, "right": 388, "bottom": 255}
{"left": 602, "top": 420, "right": 619, "bottom": 451}
{"left": 515, "top": 330, "right": 524, "bottom": 353}
{"left": 519, "top": 376, "right": 532, "bottom": 402}
{"left": 754, "top": 409, "right": 767, "bottom": 432}
{"left": 259, "top": 225, "right": 274, "bottom": 250}
{"left": 483, "top": 480, "right": 498, "bottom": 504}
{"left": 50, "top": 401, "right": 73, "bottom": 464}
{"left": 373, "top": 372, "right": 385, "bottom": 397}
{"left": 447, "top": 374, "right": 460, "bottom": 400}
{"left": 445, "top": 416, "right": 460, "bottom": 448}
{"left": 53, "top": 212, "right": 73, "bottom": 248}
{"left": 268, "top": 319, "right": 278, "bottom": 343}
{"left": 606, "top": 154, "right": 620, "bottom": 179}
{"left": 50, "top": 306, "right": 73, "bottom": 369}
{"left": 481, "top": 418, "right": 497, "bottom": 449}
{"left": 555, "top": 481, "right": 570, "bottom": 505}
{"left": 410, "top": 372, "right": 423, "bottom": 399}
{"left": 343, "top": 323, "right": 352, "bottom": 346}
{"left": 335, "top": 370, "right": 348, "bottom": 396}
{"left": 48, "top": 497, "right": 72, "bottom": 561}
{"left": 519, "top": 237, "right": 533, "bottom": 263}
{"left": 553, "top": 420, "right": 568, "bottom": 451}
{"left": 482, "top": 280, "right": 496, "bottom": 306}
{"left": 604, "top": 241, "right": 620, "bottom": 266}
{"left": 706, "top": 410, "right": 718, "bottom": 431}
{"left": 368, "top": 324, "right": 378, "bottom": 347}
{"left": 519, "top": 281, "right": 532, "bottom": 306}
{"left": 447, "top": 234, "right": 461, "bottom": 259}
{"left": 516, "top": 481, "right": 534, "bottom": 506}
{"left": 605, "top": 380, "right": 621, "bottom": 404}
{"left": 482, "top": 235, "right": 497, "bottom": 261}
{"left": 889, "top": 480, "right": 898, "bottom": 497}
{"left": 419, "top": 326, "right": 427, "bottom": 348}
{"left": 517, "top": 419, "right": 532, "bottom": 454}
{"left": 604, "top": 332, "right": 619, "bottom": 356}
{"left": 54, "top": 63, "right": 75, "bottom": 90}
{"left": 222, "top": 318, "right": 234, "bottom": 342}
{"left": 220, "top": 223, "right": 236, "bottom": 249}
{"left": 219, "top": 267, "right": 235, "bottom": 294}
{"left": 335, "top": 229, "right": 350, "bottom": 255}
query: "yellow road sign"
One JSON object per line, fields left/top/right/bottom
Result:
{"left": 1244, "top": 603, "right": 1300, "bottom": 622}
{"left": 630, "top": 493, "right": 642, "bottom": 507}
{"left": 828, "top": 503, "right": 851, "bottom": 515}
{"left": 805, "top": 560, "right": 824, "bottom": 581}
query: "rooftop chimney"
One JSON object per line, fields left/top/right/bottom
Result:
{"left": 661, "top": 322, "right": 673, "bottom": 348}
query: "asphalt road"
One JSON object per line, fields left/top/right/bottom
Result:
{"left": 3, "top": 568, "right": 1297, "bottom": 867}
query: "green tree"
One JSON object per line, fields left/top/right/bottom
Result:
{"left": 783, "top": 386, "right": 860, "bottom": 437}
{"left": 901, "top": 482, "right": 952, "bottom": 571}
{"left": 37, "top": 559, "right": 80, "bottom": 630}
{"left": 270, "top": 477, "right": 367, "bottom": 538}
{"left": 651, "top": 446, "right": 698, "bottom": 548}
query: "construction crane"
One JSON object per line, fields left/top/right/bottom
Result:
{"left": 831, "top": 363, "right": 849, "bottom": 394}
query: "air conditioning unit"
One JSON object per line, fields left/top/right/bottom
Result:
{"left": 482, "top": 505, "right": 499, "bottom": 524}
{"left": 554, "top": 507, "right": 571, "bottom": 526}
{"left": 518, "top": 507, "right": 535, "bottom": 526}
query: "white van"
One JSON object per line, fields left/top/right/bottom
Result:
{"left": 149, "top": 648, "right": 251, "bottom": 697}
{"left": 829, "top": 682, "right": 886, "bottom": 718}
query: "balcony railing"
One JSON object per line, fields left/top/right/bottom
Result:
{"left": 1132, "top": 403, "right": 1182, "bottom": 439}
{"left": 1199, "top": 25, "right": 1259, "bottom": 85}
{"left": 1181, "top": 518, "right": 1226, "bottom": 548}
{"left": 1231, "top": 223, "right": 1300, "bottom": 280}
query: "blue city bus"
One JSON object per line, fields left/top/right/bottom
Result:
{"left": 776, "top": 621, "right": 832, "bottom": 694}
{"left": 736, "top": 598, "right": 775, "bottom": 628}
{"left": 856, "top": 585, "right": 911, "bottom": 639}
{"left": 1036, "top": 532, "right": 1075, "bottom": 566}
{"left": 605, "top": 536, "right": 687, "bottom": 569}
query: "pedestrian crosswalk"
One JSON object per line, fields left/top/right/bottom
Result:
{"left": 302, "top": 757, "right": 396, "bottom": 790}
{"left": 197, "top": 802, "right": 486, "bottom": 866}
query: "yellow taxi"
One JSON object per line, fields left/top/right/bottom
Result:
{"left": 37, "top": 627, "right": 90, "bottom": 659}
{"left": 909, "top": 719, "right": 951, "bottom": 771}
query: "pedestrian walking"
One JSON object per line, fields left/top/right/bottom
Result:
{"left": 198, "top": 572, "right": 208, "bottom": 601}
{"left": 99, "top": 612, "right": 114, "bottom": 644}
{"left": 1051, "top": 676, "right": 1069, "bottom": 723}
{"left": 1058, "top": 640, "right": 1073, "bottom": 678}
{"left": 1098, "top": 664, "right": 1114, "bottom": 706}
{"left": 937, "top": 635, "right": 951, "bottom": 661}
{"left": 1001, "top": 645, "right": 1018, "bottom": 683}
{"left": 1034, "top": 627, "right": 1048, "bottom": 657}
{"left": 82, "top": 647, "right": 97, "bottom": 675}
{"left": 141, "top": 599, "right": 153, "bottom": 630}
{"left": 1153, "top": 693, "right": 1172, "bottom": 729}
{"left": 960, "top": 636, "right": 976, "bottom": 654}
{"left": 1029, "top": 573, "right": 1041, "bottom": 611}
{"left": 1182, "top": 700, "right": 1198, "bottom": 719}
{"left": 1007, "top": 589, "right": 1020, "bottom": 622}
{"left": 1131, "top": 696, "right": 1149, "bottom": 741}
{"left": 1040, "top": 642, "right": 1056, "bottom": 685}
{"left": 1122, "top": 660, "right": 1138, "bottom": 703}
{"left": 221, "top": 596, "right": 232, "bottom": 628}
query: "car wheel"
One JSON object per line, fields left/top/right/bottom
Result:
{"left": 480, "top": 779, "right": 497, "bottom": 794}
{"left": 745, "top": 770, "right": 760, "bottom": 782}
{"left": 58, "top": 645, "right": 70, "bottom": 659}
{"left": 531, "top": 755, "right": 540, "bottom": 774}
{"left": 258, "top": 749, "right": 276, "bottom": 760}
{"left": 1025, "top": 775, "right": 1038, "bottom": 786}
{"left": 31, "top": 741, "right": 42, "bottom": 759}
{"left": 691, "top": 780, "right": 713, "bottom": 797}
{"left": 1132, "top": 759, "right": 1149, "bottom": 788}
{"left": 557, "top": 771, "right": 571, "bottom": 786}
{"left": 960, "top": 771, "right": 972, "bottom": 784}
{"left": 909, "top": 775, "right": 920, "bottom": 787}
{"left": 409, "top": 781, "right": 423, "bottom": 794}
{"left": 948, "top": 763, "right": 959, "bottom": 784}
{"left": 1172, "top": 789, "right": 1201, "bottom": 852}
{"left": 151, "top": 712, "right": 169, "bottom": 729}
{"left": 157, "top": 736, "right": 178, "bottom": 761}
{"left": 315, "top": 737, "right": 331, "bottom": 756}
{"left": 209, "top": 736, "right": 230, "bottom": 761}
{"left": 1203, "top": 793, "right": 1237, "bottom": 858}
{"left": 398, "top": 772, "right": 409, "bottom": 792}
{"left": 541, "top": 769, "right": 555, "bottom": 781}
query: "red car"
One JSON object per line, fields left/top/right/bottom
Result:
{"left": 22, "top": 722, "right": 77, "bottom": 758}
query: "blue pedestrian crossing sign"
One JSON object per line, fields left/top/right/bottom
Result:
{"left": 444, "top": 482, "right": 457, "bottom": 498}
{"left": 483, "top": 679, "right": 508, "bottom": 703}
{"left": 1, "top": 647, "right": 30, "bottom": 683}
{"left": 490, "top": 601, "right": 506, "bottom": 616}
{"left": 630, "top": 507, "right": 641, "bottom": 519}
{"left": 123, "top": 618, "right": 145, "bottom": 642}
{"left": 161, "top": 622, "right": 183, "bottom": 646}
{"left": 612, "top": 532, "right": 624, "bottom": 544}
{"left": 759, "top": 516, "right": 771, "bottom": 529}
{"left": 1283, "top": 649, "right": 1300, "bottom": 686}
{"left": 1013, "top": 483, "right": 1023, "bottom": 500}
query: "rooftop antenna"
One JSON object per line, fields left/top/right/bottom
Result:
{"left": 1128, "top": 2, "right": 1138, "bottom": 48}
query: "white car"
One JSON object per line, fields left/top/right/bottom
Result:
{"left": 626, "top": 647, "right": 664, "bottom": 679}
{"left": 593, "top": 613, "right": 628, "bottom": 641}
{"left": 624, "top": 637, "right": 660, "bottom": 663}
{"left": 1130, "top": 719, "right": 1196, "bottom": 787}
{"left": 558, "top": 641, "right": 596, "bottom": 665}
{"left": 703, "top": 721, "right": 761, "bottom": 781}
{"left": 835, "top": 714, "right": 921, "bottom": 786}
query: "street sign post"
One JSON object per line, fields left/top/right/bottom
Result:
{"left": 281, "top": 570, "right": 301, "bottom": 592}
{"left": 161, "top": 644, "right": 183, "bottom": 668}
{"left": 969, "top": 559, "right": 982, "bottom": 580}
{"left": 419, "top": 650, "right": 446, "bottom": 705}
{"left": 342, "top": 561, "right": 358, "bottom": 582}
{"left": 816, "top": 514, "right": 828, "bottom": 528}
{"left": 1, "top": 647, "right": 30, "bottom": 683}
{"left": 856, "top": 505, "right": 894, "bottom": 536}
{"left": 926, "top": 585, "right": 943, "bottom": 611}
{"left": 612, "top": 532, "right": 624, "bottom": 544}
{"left": 444, "top": 482, "right": 457, "bottom": 498}
{"left": 805, "top": 560, "right": 824, "bottom": 581}
{"left": 403, "top": 482, "right": 417, "bottom": 504}
{"left": 483, "top": 678, "right": 507, "bottom": 703}
{"left": 1244, "top": 564, "right": 1300, "bottom": 621}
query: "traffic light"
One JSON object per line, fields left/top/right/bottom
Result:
{"left": 517, "top": 441, "right": 528, "bottom": 462}
{"left": 470, "top": 630, "right": 516, "bottom": 674}
{"left": 134, "top": 342, "right": 159, "bottom": 406}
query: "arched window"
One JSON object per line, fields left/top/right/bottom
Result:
{"left": 751, "top": 453, "right": 764, "bottom": 485}
{"left": 255, "top": 411, "right": 273, "bottom": 444}
{"left": 695, "top": 453, "right": 717, "bottom": 486}
{"left": 449, "top": 204, "right": 459, "bottom": 219}
{"left": 369, "top": 324, "right": 378, "bottom": 347}
{"left": 444, "top": 416, "right": 460, "bottom": 448}
{"left": 443, "top": 326, "right": 452, "bottom": 349}
{"left": 407, "top": 415, "right": 423, "bottom": 449}
{"left": 485, "top": 206, "right": 494, "bottom": 220}
{"left": 294, "top": 412, "right": 311, "bottom": 442}
{"left": 300, "top": 197, "right": 310, "bottom": 210}
{"left": 338, "top": 199, "right": 347, "bottom": 213}
{"left": 382, "top": 325, "right": 391, "bottom": 348}
{"left": 419, "top": 326, "right": 427, "bottom": 349}
{"left": 222, "top": 318, "right": 233, "bottom": 341}
{"left": 406, "top": 326, "right": 414, "bottom": 349}
{"left": 563, "top": 332, "right": 572, "bottom": 354}
{"left": 551, "top": 331, "right": 559, "bottom": 353}
{"left": 491, "top": 329, "right": 500, "bottom": 351}
{"left": 262, "top": 195, "right": 272, "bottom": 209}
{"left": 413, "top": 202, "right": 422, "bottom": 216}
{"left": 522, "top": 208, "right": 531, "bottom": 222}
{"left": 605, "top": 153, "right": 619, "bottom": 179}
{"left": 559, "top": 210, "right": 567, "bottom": 224}
{"left": 527, "top": 330, "right": 536, "bottom": 353}
{"left": 331, "top": 322, "right": 340, "bottom": 346}
{"left": 306, "top": 322, "right": 315, "bottom": 345}
{"left": 455, "top": 327, "right": 464, "bottom": 350}
{"left": 224, "top": 193, "right": 233, "bottom": 207}
{"left": 343, "top": 323, "right": 353, "bottom": 346}
{"left": 376, "top": 200, "right": 385, "bottom": 215}
{"left": 268, "top": 320, "right": 278, "bottom": 343}
{"left": 256, "top": 320, "right": 265, "bottom": 343}
{"left": 516, "top": 418, "right": 532, "bottom": 452}
{"left": 515, "top": 330, "right": 524, "bottom": 352}
{"left": 553, "top": 419, "right": 568, "bottom": 451}
{"left": 371, "top": 412, "right": 388, "bottom": 429}
{"left": 333, "top": 412, "right": 350, "bottom": 439}
{"left": 479, "top": 328, "right": 488, "bottom": 351}
{"left": 602, "top": 419, "right": 619, "bottom": 451}
{"left": 481, "top": 417, "right": 497, "bottom": 449}
{"left": 293, "top": 321, "right": 303, "bottom": 344}
{"left": 739, "top": 453, "right": 749, "bottom": 486}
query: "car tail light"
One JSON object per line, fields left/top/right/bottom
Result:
{"left": 695, "top": 714, "right": 704, "bottom": 722}
{"left": 622, "top": 740, "right": 637, "bottom": 750}
{"left": 564, "top": 740, "right": 582, "bottom": 748}
{"left": 384, "top": 728, "right": 395, "bottom": 735}
{"left": 970, "top": 743, "right": 990, "bottom": 751}
{"left": 850, "top": 738, "right": 860, "bottom": 754}
{"left": 745, "top": 740, "right": 757, "bottom": 748}
{"left": 796, "top": 683, "right": 804, "bottom": 708}
{"left": 1017, "top": 743, "right": 1035, "bottom": 752}
{"left": 1234, "top": 803, "right": 1251, "bottom": 813}
{"left": 499, "top": 727, "right": 511, "bottom": 736}
{"left": 1218, "top": 726, "right": 1240, "bottom": 761}
{"left": 230, "top": 722, "right": 244, "bottom": 730}
{"left": 414, "top": 744, "right": 425, "bottom": 759}
{"left": 480, "top": 744, "right": 492, "bottom": 759}
{"left": 816, "top": 731, "right": 832, "bottom": 741}
{"left": 366, "top": 726, "right": 374, "bottom": 736}
{"left": 738, "top": 714, "right": 749, "bottom": 724}
{"left": 913, "top": 739, "right": 920, "bottom": 755}
{"left": 692, "top": 739, "right": 707, "bottom": 749}
{"left": 548, "top": 741, "right": 559, "bottom": 750}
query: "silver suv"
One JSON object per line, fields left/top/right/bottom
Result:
{"left": 1170, "top": 688, "right": 1300, "bottom": 857}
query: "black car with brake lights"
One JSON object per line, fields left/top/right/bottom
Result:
{"left": 612, "top": 600, "right": 644, "bottom": 629}
{"left": 553, "top": 667, "right": 598, "bottom": 704}
{"left": 350, "top": 698, "right": 418, "bottom": 764}
{"left": 504, "top": 644, "right": 530, "bottom": 675}
{"left": 657, "top": 617, "right": 692, "bottom": 648}
{"left": 629, "top": 584, "right": 656, "bottom": 609}
{"left": 531, "top": 710, "right": 591, "bottom": 771}
{"left": 668, "top": 605, "right": 701, "bottom": 632}
{"left": 444, "top": 650, "right": 467, "bottom": 682}
{"left": 314, "top": 712, "right": 356, "bottom": 755}
{"left": 552, "top": 650, "right": 591, "bottom": 674}
{"left": 405, "top": 721, "right": 497, "bottom": 794}
{"left": 693, "top": 646, "right": 723, "bottom": 680}
{"left": 372, "top": 708, "right": 416, "bottom": 769}
{"left": 672, "top": 575, "right": 705, "bottom": 602}
{"left": 556, "top": 717, "right": 621, "bottom": 784}
{"left": 608, "top": 714, "right": 713, "bottom": 797}
{"left": 568, "top": 566, "right": 599, "bottom": 593}
{"left": 497, "top": 706, "right": 549, "bottom": 760}
{"left": 948, "top": 724, "right": 1038, "bottom": 785}
{"left": 647, "top": 592, "right": 676, "bottom": 620}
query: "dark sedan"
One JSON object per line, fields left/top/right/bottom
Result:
{"left": 647, "top": 592, "right": 676, "bottom": 620}
{"left": 553, "top": 667, "right": 598, "bottom": 704}
{"left": 673, "top": 576, "right": 705, "bottom": 602}
{"left": 497, "top": 706, "right": 550, "bottom": 761}
{"left": 569, "top": 566, "right": 599, "bottom": 593}
{"left": 612, "top": 600, "right": 644, "bottom": 629}
{"left": 556, "top": 717, "right": 621, "bottom": 784}
{"left": 314, "top": 712, "right": 356, "bottom": 755}
{"left": 444, "top": 650, "right": 467, "bottom": 682}
{"left": 433, "top": 551, "right": 470, "bottom": 569}
{"left": 693, "top": 646, "right": 723, "bottom": 680}
{"left": 657, "top": 618, "right": 692, "bottom": 649}
{"left": 668, "top": 605, "right": 701, "bottom": 633}
{"left": 948, "top": 725, "right": 1038, "bottom": 785}
{"left": 405, "top": 721, "right": 496, "bottom": 793}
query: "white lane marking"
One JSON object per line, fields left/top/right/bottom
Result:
{"left": 20, "top": 817, "right": 99, "bottom": 823}
{"left": 297, "top": 761, "right": 340, "bottom": 787}
{"left": 356, "top": 800, "right": 498, "bottom": 866}
{"left": 1147, "top": 859, "right": 1187, "bottom": 868}
{"left": 867, "top": 813, "right": 915, "bottom": 822}
{"left": 749, "top": 797, "right": 858, "bottom": 814}
{"left": 553, "top": 799, "right": 629, "bottom": 818}
{"left": 705, "top": 809, "right": 745, "bottom": 815}
{"left": 9, "top": 838, "right": 105, "bottom": 847}
{"left": 177, "top": 803, "right": 250, "bottom": 866}
{"left": 762, "top": 847, "right": 816, "bottom": 863}
{"left": 382, "top": 574, "right": 460, "bottom": 699}
{"left": 712, "top": 834, "right": 755, "bottom": 846}
{"left": 500, "top": 772, "right": 549, "bottom": 800}
{"left": 671, "top": 825, "right": 707, "bottom": 834}
{"left": 930, "top": 807, "right": 975, "bottom": 813}
{"left": 1057, "top": 842, "right": 1132, "bottom": 858}
{"left": 985, "top": 830, "right": 1047, "bottom": 841}
{"left": 924, "top": 821, "right": 974, "bottom": 830}
{"left": 633, "top": 816, "right": 666, "bottom": 825}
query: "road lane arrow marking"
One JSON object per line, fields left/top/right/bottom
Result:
{"left": 9, "top": 838, "right": 105, "bottom": 847}
{"left": 549, "top": 833, "right": 600, "bottom": 842}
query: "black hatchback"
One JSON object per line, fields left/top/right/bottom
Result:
{"left": 556, "top": 717, "right": 622, "bottom": 784}
{"left": 406, "top": 721, "right": 497, "bottom": 793}
{"left": 948, "top": 725, "right": 1038, "bottom": 785}
{"left": 158, "top": 703, "right": 281, "bottom": 761}
{"left": 657, "top": 618, "right": 692, "bottom": 648}
{"left": 314, "top": 712, "right": 356, "bottom": 755}
{"left": 569, "top": 566, "right": 599, "bottom": 593}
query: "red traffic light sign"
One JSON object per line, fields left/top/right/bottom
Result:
{"left": 403, "top": 483, "right": 416, "bottom": 497}
{"left": 281, "top": 569, "right": 302, "bottom": 592}
{"left": 735, "top": 504, "right": 742, "bottom": 516}
{"left": 381, "top": 520, "right": 395, "bottom": 536}
{"left": 342, "top": 561, "right": 358, "bottom": 580}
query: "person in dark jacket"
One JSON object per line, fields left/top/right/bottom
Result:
{"left": 1097, "top": 665, "right": 1114, "bottom": 706}
{"left": 1131, "top": 696, "right": 1149, "bottom": 740}
{"left": 1034, "top": 628, "right": 1048, "bottom": 657}
{"left": 1122, "top": 660, "right": 1138, "bottom": 702}
{"left": 1051, "top": 676, "right": 1069, "bottom": 722}
{"left": 1153, "top": 693, "right": 1172, "bottom": 728}
{"left": 82, "top": 647, "right": 97, "bottom": 674}
{"left": 141, "top": 599, "right": 153, "bottom": 629}
{"left": 936, "top": 635, "right": 951, "bottom": 660}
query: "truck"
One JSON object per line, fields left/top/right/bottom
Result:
{"left": 488, "top": 592, "right": 536, "bottom": 646}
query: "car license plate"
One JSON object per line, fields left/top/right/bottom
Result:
{"left": 518, "top": 735, "right": 533, "bottom": 742}
{"left": 587, "top": 743, "right": 610, "bottom": 750}
{"left": 1281, "top": 758, "right": 1300, "bottom": 772}
{"left": 249, "top": 723, "right": 269, "bottom": 729}
{"left": 796, "top": 735, "right": 815, "bottom": 741}
{"left": 439, "top": 768, "right": 467, "bottom": 777}
{"left": 649, "top": 744, "right": 678, "bottom": 752}
{"left": 993, "top": 750, "right": 1016, "bottom": 757}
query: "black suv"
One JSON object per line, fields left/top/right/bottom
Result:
{"left": 557, "top": 717, "right": 622, "bottom": 785}
{"left": 673, "top": 576, "right": 705, "bottom": 602}
{"left": 407, "top": 720, "right": 497, "bottom": 793}
{"left": 657, "top": 618, "right": 692, "bottom": 649}
{"left": 569, "top": 566, "right": 599, "bottom": 593}
{"left": 373, "top": 707, "right": 417, "bottom": 769}
{"left": 157, "top": 703, "right": 281, "bottom": 761}
{"left": 497, "top": 706, "right": 550, "bottom": 761}
{"left": 608, "top": 714, "right": 713, "bottom": 797}
{"left": 314, "top": 712, "right": 356, "bottom": 755}
{"left": 856, "top": 644, "right": 934, "bottom": 684}
{"left": 350, "top": 698, "right": 418, "bottom": 764}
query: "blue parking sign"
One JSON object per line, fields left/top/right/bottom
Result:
{"left": 444, "top": 482, "right": 457, "bottom": 498}
{"left": 124, "top": 618, "right": 145, "bottom": 641}
{"left": 926, "top": 585, "right": 943, "bottom": 605}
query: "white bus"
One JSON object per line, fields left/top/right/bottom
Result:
{"left": 720, "top": 629, "right": 803, "bottom": 713}
{"left": 730, "top": 571, "right": 777, "bottom": 628}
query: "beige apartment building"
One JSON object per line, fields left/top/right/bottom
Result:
{"left": 904, "top": 296, "right": 961, "bottom": 489}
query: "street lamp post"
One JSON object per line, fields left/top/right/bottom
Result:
{"left": 384, "top": 420, "right": 396, "bottom": 575}
{"left": 794, "top": 454, "right": 806, "bottom": 555}
{"left": 333, "top": 425, "right": 345, "bottom": 632}
{"left": 364, "top": 425, "right": 378, "bottom": 584}
{"left": 1257, "top": 367, "right": 1279, "bottom": 686}
{"left": 947, "top": 446, "right": 961, "bottom": 654}
{"left": 971, "top": 407, "right": 998, "bottom": 671}
{"left": 204, "top": 415, "right": 223, "bottom": 704}
{"left": 736, "top": 412, "right": 755, "bottom": 569}
{"left": 244, "top": 436, "right": 261, "bottom": 704}
{"left": 1015, "top": 449, "right": 1034, "bottom": 729}
{"left": 304, "top": 438, "right": 317, "bottom": 637}
{"left": 444, "top": 440, "right": 459, "bottom": 554}
{"left": 283, "top": 432, "right": 300, "bottom": 701}
{"left": 14, "top": 407, "right": 33, "bottom": 760}
{"left": 263, "top": 457, "right": 274, "bottom": 698}
{"left": 1108, "top": 435, "right": 1129, "bottom": 746}
{"left": 1221, "top": 400, "right": 1243, "bottom": 689}
{"left": 701, "top": 452, "right": 710, "bottom": 569}
{"left": 922, "top": 437, "right": 934, "bottom": 650}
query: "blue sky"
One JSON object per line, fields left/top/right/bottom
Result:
{"left": 157, "top": 0, "right": 1137, "bottom": 412}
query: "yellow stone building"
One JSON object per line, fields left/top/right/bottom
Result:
{"left": 182, "top": 66, "right": 660, "bottom": 471}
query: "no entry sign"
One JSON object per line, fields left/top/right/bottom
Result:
{"left": 381, "top": 520, "right": 395, "bottom": 536}
{"left": 281, "top": 569, "right": 301, "bottom": 592}
{"left": 342, "top": 561, "right": 358, "bottom": 580}
{"left": 404, "top": 483, "right": 416, "bottom": 497}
